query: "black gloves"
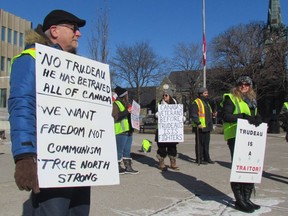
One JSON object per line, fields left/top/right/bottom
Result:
{"left": 242, "top": 113, "right": 255, "bottom": 125}
{"left": 242, "top": 114, "right": 262, "bottom": 127}
{"left": 254, "top": 117, "right": 262, "bottom": 127}
{"left": 14, "top": 156, "right": 40, "bottom": 194}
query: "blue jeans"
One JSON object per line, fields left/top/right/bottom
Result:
{"left": 31, "top": 187, "right": 90, "bottom": 216}
{"left": 116, "top": 133, "right": 132, "bottom": 161}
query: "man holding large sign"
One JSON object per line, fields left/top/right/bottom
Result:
{"left": 220, "top": 75, "right": 266, "bottom": 214}
{"left": 9, "top": 10, "right": 118, "bottom": 216}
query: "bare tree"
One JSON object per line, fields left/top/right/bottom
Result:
{"left": 210, "top": 21, "right": 288, "bottom": 100}
{"left": 87, "top": 0, "right": 109, "bottom": 63}
{"left": 110, "top": 41, "right": 166, "bottom": 103}
{"left": 169, "top": 42, "right": 203, "bottom": 121}
{"left": 171, "top": 42, "right": 202, "bottom": 71}
{"left": 170, "top": 42, "right": 203, "bottom": 95}
{"left": 209, "top": 21, "right": 288, "bottom": 125}
{"left": 210, "top": 22, "right": 267, "bottom": 94}
{"left": 258, "top": 25, "right": 288, "bottom": 98}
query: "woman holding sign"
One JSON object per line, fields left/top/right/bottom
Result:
{"left": 220, "top": 75, "right": 262, "bottom": 213}
{"left": 155, "top": 84, "right": 184, "bottom": 171}
{"left": 112, "top": 86, "right": 139, "bottom": 175}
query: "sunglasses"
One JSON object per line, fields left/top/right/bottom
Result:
{"left": 238, "top": 82, "right": 250, "bottom": 87}
{"left": 163, "top": 94, "right": 169, "bottom": 97}
{"left": 57, "top": 24, "right": 79, "bottom": 33}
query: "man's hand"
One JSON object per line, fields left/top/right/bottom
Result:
{"left": 14, "top": 157, "right": 40, "bottom": 194}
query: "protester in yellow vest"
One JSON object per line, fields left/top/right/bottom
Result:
{"left": 220, "top": 75, "right": 262, "bottom": 213}
{"left": 279, "top": 101, "right": 288, "bottom": 142}
{"left": 191, "top": 87, "right": 215, "bottom": 165}
{"left": 112, "top": 86, "right": 138, "bottom": 175}
{"left": 8, "top": 10, "right": 90, "bottom": 215}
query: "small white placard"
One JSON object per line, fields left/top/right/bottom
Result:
{"left": 158, "top": 104, "right": 184, "bottom": 142}
{"left": 131, "top": 100, "right": 140, "bottom": 130}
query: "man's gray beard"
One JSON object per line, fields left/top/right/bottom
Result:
{"left": 69, "top": 48, "right": 77, "bottom": 54}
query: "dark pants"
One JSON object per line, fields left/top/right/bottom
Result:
{"left": 228, "top": 138, "right": 256, "bottom": 204}
{"left": 157, "top": 142, "right": 177, "bottom": 158}
{"left": 195, "top": 130, "right": 211, "bottom": 161}
{"left": 227, "top": 138, "right": 236, "bottom": 161}
{"left": 31, "top": 187, "right": 91, "bottom": 216}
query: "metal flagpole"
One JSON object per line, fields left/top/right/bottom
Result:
{"left": 202, "top": 0, "right": 206, "bottom": 88}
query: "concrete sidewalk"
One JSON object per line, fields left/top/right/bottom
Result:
{"left": 0, "top": 132, "right": 287, "bottom": 216}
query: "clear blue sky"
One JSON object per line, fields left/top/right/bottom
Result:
{"left": 1, "top": 0, "right": 288, "bottom": 61}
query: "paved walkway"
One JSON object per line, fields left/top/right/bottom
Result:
{"left": 0, "top": 132, "right": 287, "bottom": 216}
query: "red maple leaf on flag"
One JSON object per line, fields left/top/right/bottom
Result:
{"left": 202, "top": 33, "right": 206, "bottom": 66}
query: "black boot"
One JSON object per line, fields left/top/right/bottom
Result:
{"left": 123, "top": 159, "right": 139, "bottom": 174}
{"left": 243, "top": 183, "right": 261, "bottom": 210}
{"left": 118, "top": 162, "right": 125, "bottom": 175}
{"left": 231, "top": 182, "right": 254, "bottom": 213}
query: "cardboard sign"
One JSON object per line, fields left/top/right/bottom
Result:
{"left": 35, "top": 43, "right": 119, "bottom": 187}
{"left": 131, "top": 100, "right": 140, "bottom": 130}
{"left": 230, "top": 119, "right": 268, "bottom": 183}
{"left": 158, "top": 104, "right": 184, "bottom": 142}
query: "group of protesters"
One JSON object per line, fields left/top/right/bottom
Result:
{"left": 113, "top": 74, "right": 280, "bottom": 214}
{"left": 8, "top": 8, "right": 288, "bottom": 216}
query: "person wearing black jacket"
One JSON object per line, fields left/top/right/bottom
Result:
{"left": 221, "top": 75, "right": 262, "bottom": 213}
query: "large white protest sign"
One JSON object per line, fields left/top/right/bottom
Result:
{"left": 158, "top": 104, "right": 184, "bottom": 142}
{"left": 230, "top": 119, "right": 268, "bottom": 183}
{"left": 131, "top": 100, "right": 140, "bottom": 130}
{"left": 35, "top": 43, "right": 119, "bottom": 187}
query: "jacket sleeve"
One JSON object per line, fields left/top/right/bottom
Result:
{"left": 8, "top": 54, "right": 37, "bottom": 161}
{"left": 190, "top": 102, "right": 200, "bottom": 126}
{"left": 222, "top": 95, "right": 243, "bottom": 123}
{"left": 112, "top": 101, "right": 129, "bottom": 122}
{"left": 279, "top": 105, "right": 288, "bottom": 131}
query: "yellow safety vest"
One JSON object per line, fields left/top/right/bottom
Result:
{"left": 221, "top": 93, "right": 256, "bottom": 141}
{"left": 284, "top": 102, "right": 288, "bottom": 110}
{"left": 114, "top": 100, "right": 130, "bottom": 135}
{"left": 11, "top": 48, "right": 36, "bottom": 71}
{"left": 192, "top": 98, "right": 212, "bottom": 128}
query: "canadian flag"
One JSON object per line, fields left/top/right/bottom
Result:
{"left": 112, "top": 92, "right": 117, "bottom": 102}
{"left": 202, "top": 33, "right": 206, "bottom": 66}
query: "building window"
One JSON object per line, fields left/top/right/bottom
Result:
{"left": 7, "top": 58, "right": 11, "bottom": 72}
{"left": 14, "top": 31, "right": 18, "bottom": 45}
{"left": 1, "top": 26, "right": 6, "bottom": 42}
{"left": 19, "top": 32, "right": 23, "bottom": 47}
{"left": 8, "top": 28, "right": 12, "bottom": 44}
{"left": 1, "top": 56, "right": 5, "bottom": 71}
{"left": 0, "top": 88, "right": 7, "bottom": 108}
